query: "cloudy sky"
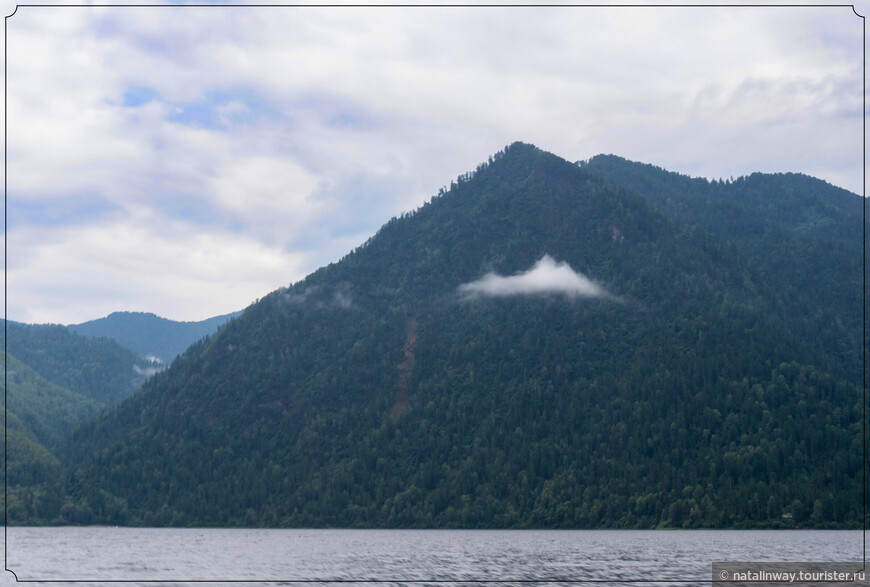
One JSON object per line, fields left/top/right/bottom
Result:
{"left": 3, "top": 2, "right": 864, "bottom": 325}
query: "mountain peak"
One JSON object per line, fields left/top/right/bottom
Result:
{"left": 44, "top": 145, "right": 862, "bottom": 529}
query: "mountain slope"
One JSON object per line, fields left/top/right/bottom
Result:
{"left": 1, "top": 352, "right": 103, "bottom": 523}
{"left": 1, "top": 322, "right": 161, "bottom": 524}
{"left": 59, "top": 143, "right": 862, "bottom": 528}
{"left": 4, "top": 352, "right": 101, "bottom": 449}
{"left": 4, "top": 321, "right": 158, "bottom": 405}
{"left": 579, "top": 155, "right": 862, "bottom": 249}
{"left": 579, "top": 155, "right": 864, "bottom": 382}
{"left": 69, "top": 310, "right": 242, "bottom": 364}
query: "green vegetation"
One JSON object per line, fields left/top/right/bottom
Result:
{"left": 4, "top": 321, "right": 158, "bottom": 405}
{"left": 579, "top": 155, "right": 863, "bottom": 384}
{"left": 8, "top": 143, "right": 864, "bottom": 528}
{"left": 1, "top": 353, "right": 101, "bottom": 523}
{"left": 69, "top": 310, "right": 241, "bottom": 364}
{"left": 1, "top": 323, "right": 158, "bottom": 523}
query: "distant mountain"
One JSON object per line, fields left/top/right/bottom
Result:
{"left": 35, "top": 143, "right": 864, "bottom": 528}
{"left": 68, "top": 310, "right": 242, "bottom": 364}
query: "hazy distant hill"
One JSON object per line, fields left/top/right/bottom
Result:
{"left": 69, "top": 311, "right": 242, "bottom": 364}
{"left": 42, "top": 143, "right": 864, "bottom": 528}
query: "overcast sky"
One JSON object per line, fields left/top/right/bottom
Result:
{"left": 3, "top": 2, "right": 864, "bottom": 325}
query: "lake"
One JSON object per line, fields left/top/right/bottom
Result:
{"left": 3, "top": 528, "right": 866, "bottom": 585}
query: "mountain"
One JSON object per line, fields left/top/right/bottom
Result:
{"left": 1, "top": 321, "right": 157, "bottom": 523}
{"left": 579, "top": 155, "right": 864, "bottom": 382}
{"left": 3, "top": 352, "right": 101, "bottom": 450}
{"left": 1, "top": 352, "right": 103, "bottom": 522}
{"left": 0, "top": 310, "right": 231, "bottom": 524}
{"left": 578, "top": 154, "right": 862, "bottom": 249}
{"left": 48, "top": 143, "right": 862, "bottom": 528}
{"left": 3, "top": 320, "right": 159, "bottom": 405}
{"left": 68, "top": 310, "right": 242, "bottom": 364}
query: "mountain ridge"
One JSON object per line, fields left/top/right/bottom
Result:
{"left": 579, "top": 153, "right": 864, "bottom": 382}
{"left": 68, "top": 310, "right": 243, "bottom": 364}
{"left": 9, "top": 142, "right": 862, "bottom": 528}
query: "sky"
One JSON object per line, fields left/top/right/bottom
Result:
{"left": 2, "top": 2, "right": 865, "bottom": 325}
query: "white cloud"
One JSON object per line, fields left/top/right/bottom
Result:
{"left": 5, "top": 219, "right": 308, "bottom": 324}
{"left": 2, "top": 5, "right": 863, "bottom": 323}
{"left": 458, "top": 256, "right": 612, "bottom": 300}
{"left": 208, "top": 155, "right": 324, "bottom": 244}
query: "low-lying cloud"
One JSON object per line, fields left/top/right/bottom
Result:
{"left": 133, "top": 363, "right": 164, "bottom": 378}
{"left": 279, "top": 283, "right": 353, "bottom": 310}
{"left": 458, "top": 256, "right": 612, "bottom": 300}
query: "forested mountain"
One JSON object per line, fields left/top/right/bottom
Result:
{"left": 0, "top": 311, "right": 235, "bottom": 523}
{"left": 69, "top": 310, "right": 242, "bottom": 364}
{"left": 0, "top": 321, "right": 158, "bottom": 523}
{"left": 3, "top": 320, "right": 158, "bottom": 405}
{"left": 579, "top": 155, "right": 863, "bottom": 383}
{"left": 1, "top": 353, "right": 101, "bottom": 522}
{"left": 3, "top": 352, "right": 101, "bottom": 449}
{"left": 15, "top": 143, "right": 863, "bottom": 528}
{"left": 578, "top": 154, "right": 862, "bottom": 249}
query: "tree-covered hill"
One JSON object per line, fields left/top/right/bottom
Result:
{"left": 1, "top": 353, "right": 102, "bottom": 522}
{"left": 68, "top": 310, "right": 242, "bottom": 364}
{"left": 3, "top": 320, "right": 159, "bottom": 405}
{"left": 38, "top": 143, "right": 865, "bottom": 528}
{"left": 1, "top": 321, "right": 166, "bottom": 523}
{"left": 3, "top": 352, "right": 101, "bottom": 449}
{"left": 579, "top": 155, "right": 864, "bottom": 384}
{"left": 579, "top": 155, "right": 862, "bottom": 250}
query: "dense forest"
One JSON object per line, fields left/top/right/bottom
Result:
{"left": 1, "top": 322, "right": 160, "bottom": 521}
{"left": 3, "top": 321, "right": 159, "bottom": 405}
{"left": 579, "top": 155, "right": 863, "bottom": 385}
{"left": 5, "top": 143, "right": 864, "bottom": 528}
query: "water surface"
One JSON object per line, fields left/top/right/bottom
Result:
{"left": 3, "top": 528, "right": 865, "bottom": 585}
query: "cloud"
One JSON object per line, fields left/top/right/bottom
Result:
{"left": 458, "top": 256, "right": 612, "bottom": 300}
{"left": 4, "top": 219, "right": 308, "bottom": 324}
{"left": 2, "top": 5, "right": 862, "bottom": 323}
{"left": 278, "top": 283, "right": 353, "bottom": 310}
{"left": 133, "top": 363, "right": 164, "bottom": 378}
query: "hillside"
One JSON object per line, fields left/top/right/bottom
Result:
{"left": 1, "top": 353, "right": 102, "bottom": 522}
{"left": 3, "top": 352, "right": 101, "bottom": 449}
{"left": 46, "top": 143, "right": 864, "bottom": 528}
{"left": 3, "top": 320, "right": 159, "bottom": 405}
{"left": 68, "top": 311, "right": 242, "bottom": 364}
{"left": 579, "top": 155, "right": 864, "bottom": 382}
{"left": 578, "top": 155, "right": 862, "bottom": 249}
{"left": 1, "top": 322, "right": 164, "bottom": 523}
